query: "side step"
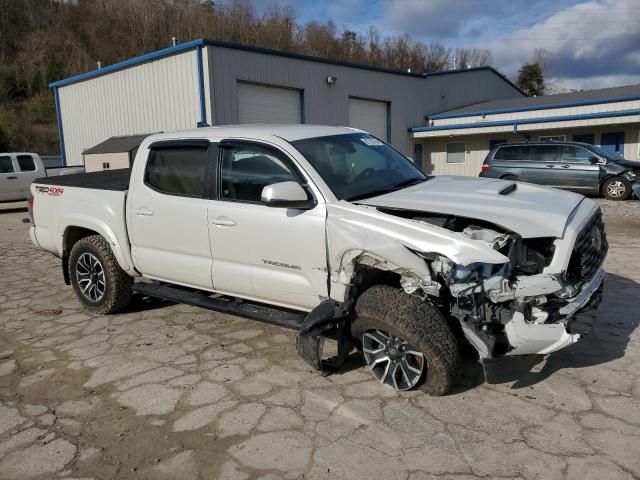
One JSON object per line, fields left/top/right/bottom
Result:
{"left": 132, "top": 282, "right": 306, "bottom": 331}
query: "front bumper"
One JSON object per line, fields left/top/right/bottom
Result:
{"left": 504, "top": 267, "right": 605, "bottom": 356}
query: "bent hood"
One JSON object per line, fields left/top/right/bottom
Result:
{"left": 359, "top": 176, "right": 584, "bottom": 238}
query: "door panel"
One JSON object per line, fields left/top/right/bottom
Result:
{"left": 208, "top": 201, "right": 327, "bottom": 310}
{"left": 601, "top": 132, "right": 625, "bottom": 157}
{"left": 527, "top": 145, "right": 561, "bottom": 186}
{"left": 555, "top": 146, "right": 600, "bottom": 191}
{"left": 15, "top": 154, "right": 40, "bottom": 197}
{"left": 209, "top": 141, "right": 327, "bottom": 311}
{"left": 0, "top": 155, "right": 20, "bottom": 201}
{"left": 129, "top": 143, "right": 214, "bottom": 289}
{"left": 237, "top": 83, "right": 302, "bottom": 124}
{"left": 348, "top": 97, "right": 388, "bottom": 141}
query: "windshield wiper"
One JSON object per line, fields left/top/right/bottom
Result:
{"left": 346, "top": 177, "right": 426, "bottom": 202}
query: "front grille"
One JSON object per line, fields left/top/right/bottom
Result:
{"left": 567, "top": 211, "right": 608, "bottom": 282}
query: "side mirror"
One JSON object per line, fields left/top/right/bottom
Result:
{"left": 261, "top": 181, "right": 316, "bottom": 209}
{"left": 589, "top": 156, "right": 601, "bottom": 164}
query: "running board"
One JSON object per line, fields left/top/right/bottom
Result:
{"left": 132, "top": 282, "right": 306, "bottom": 330}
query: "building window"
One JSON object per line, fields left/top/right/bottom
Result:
{"left": 446, "top": 142, "right": 466, "bottom": 163}
{"left": 539, "top": 135, "right": 566, "bottom": 142}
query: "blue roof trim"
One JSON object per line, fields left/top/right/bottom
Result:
{"left": 429, "top": 94, "right": 640, "bottom": 120}
{"left": 48, "top": 38, "right": 520, "bottom": 91}
{"left": 53, "top": 87, "right": 66, "bottom": 165}
{"left": 410, "top": 108, "right": 640, "bottom": 133}
{"left": 196, "top": 46, "right": 207, "bottom": 124}
{"left": 49, "top": 39, "right": 205, "bottom": 87}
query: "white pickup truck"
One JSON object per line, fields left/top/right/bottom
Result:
{"left": 29, "top": 125, "right": 607, "bottom": 394}
{"left": 1, "top": 152, "right": 83, "bottom": 202}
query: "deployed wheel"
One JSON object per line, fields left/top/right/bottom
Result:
{"left": 69, "top": 235, "right": 133, "bottom": 314}
{"left": 351, "top": 285, "right": 460, "bottom": 395}
{"left": 602, "top": 176, "right": 631, "bottom": 200}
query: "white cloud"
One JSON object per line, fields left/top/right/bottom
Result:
{"left": 481, "top": 0, "right": 640, "bottom": 88}
{"left": 381, "top": 0, "right": 640, "bottom": 90}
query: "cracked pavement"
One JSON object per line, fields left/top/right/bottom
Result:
{"left": 0, "top": 199, "right": 639, "bottom": 480}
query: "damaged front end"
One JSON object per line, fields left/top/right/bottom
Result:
{"left": 388, "top": 205, "right": 608, "bottom": 374}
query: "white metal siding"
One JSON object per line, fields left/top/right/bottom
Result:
{"left": 348, "top": 98, "right": 388, "bottom": 140}
{"left": 236, "top": 82, "right": 301, "bottom": 124}
{"left": 58, "top": 51, "right": 200, "bottom": 166}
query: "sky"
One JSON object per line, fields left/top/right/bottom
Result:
{"left": 253, "top": 0, "right": 640, "bottom": 92}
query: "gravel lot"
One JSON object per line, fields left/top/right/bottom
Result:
{"left": 0, "top": 198, "right": 639, "bottom": 480}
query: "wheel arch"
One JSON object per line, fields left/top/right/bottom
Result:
{"left": 62, "top": 222, "right": 134, "bottom": 284}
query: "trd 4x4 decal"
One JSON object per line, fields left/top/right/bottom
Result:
{"left": 35, "top": 186, "right": 64, "bottom": 196}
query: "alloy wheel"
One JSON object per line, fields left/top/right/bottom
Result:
{"left": 362, "top": 329, "right": 425, "bottom": 391}
{"left": 607, "top": 180, "right": 626, "bottom": 198}
{"left": 76, "top": 252, "right": 106, "bottom": 302}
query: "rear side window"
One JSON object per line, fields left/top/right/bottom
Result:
{"left": 493, "top": 145, "right": 529, "bottom": 161}
{"left": 530, "top": 145, "right": 559, "bottom": 162}
{"left": 16, "top": 155, "right": 36, "bottom": 171}
{"left": 145, "top": 146, "right": 209, "bottom": 197}
{"left": 0, "top": 156, "right": 14, "bottom": 173}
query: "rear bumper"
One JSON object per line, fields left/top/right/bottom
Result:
{"left": 29, "top": 226, "right": 40, "bottom": 248}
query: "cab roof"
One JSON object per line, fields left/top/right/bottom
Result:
{"left": 145, "top": 124, "right": 363, "bottom": 144}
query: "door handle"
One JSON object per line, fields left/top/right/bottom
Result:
{"left": 6, "top": 176, "right": 17, "bottom": 179}
{"left": 211, "top": 216, "right": 237, "bottom": 227}
{"left": 545, "top": 164, "right": 555, "bottom": 168}
{"left": 135, "top": 207, "right": 154, "bottom": 216}
{"left": 560, "top": 164, "right": 570, "bottom": 168}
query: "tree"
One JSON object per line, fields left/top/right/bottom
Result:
{"left": 517, "top": 62, "right": 545, "bottom": 96}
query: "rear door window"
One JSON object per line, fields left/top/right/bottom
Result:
{"left": 493, "top": 145, "right": 529, "bottom": 161}
{"left": 144, "top": 145, "right": 209, "bottom": 197}
{"left": 16, "top": 155, "right": 36, "bottom": 172}
{"left": 0, "top": 156, "right": 14, "bottom": 173}
{"left": 530, "top": 145, "right": 559, "bottom": 162}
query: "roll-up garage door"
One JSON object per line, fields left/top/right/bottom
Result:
{"left": 237, "top": 83, "right": 302, "bottom": 124}
{"left": 348, "top": 97, "right": 388, "bottom": 140}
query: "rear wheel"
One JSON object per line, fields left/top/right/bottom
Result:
{"left": 602, "top": 176, "right": 631, "bottom": 200}
{"left": 351, "top": 285, "right": 460, "bottom": 395}
{"left": 69, "top": 235, "right": 133, "bottom": 314}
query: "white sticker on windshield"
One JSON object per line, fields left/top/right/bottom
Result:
{"left": 361, "top": 136, "right": 384, "bottom": 146}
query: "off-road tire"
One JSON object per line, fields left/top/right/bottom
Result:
{"left": 602, "top": 176, "right": 631, "bottom": 201}
{"left": 351, "top": 285, "right": 460, "bottom": 396}
{"left": 69, "top": 235, "right": 133, "bottom": 315}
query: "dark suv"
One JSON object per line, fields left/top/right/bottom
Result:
{"left": 480, "top": 141, "right": 640, "bottom": 200}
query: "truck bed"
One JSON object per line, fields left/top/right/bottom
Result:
{"left": 35, "top": 168, "right": 131, "bottom": 191}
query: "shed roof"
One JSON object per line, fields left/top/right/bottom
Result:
{"left": 84, "top": 134, "right": 150, "bottom": 155}
{"left": 430, "top": 84, "right": 640, "bottom": 119}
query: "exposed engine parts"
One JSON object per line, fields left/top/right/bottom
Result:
{"left": 377, "top": 211, "right": 608, "bottom": 360}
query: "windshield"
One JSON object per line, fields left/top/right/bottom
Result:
{"left": 291, "top": 133, "right": 427, "bottom": 201}
{"left": 589, "top": 144, "right": 625, "bottom": 162}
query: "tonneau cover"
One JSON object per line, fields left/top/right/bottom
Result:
{"left": 35, "top": 169, "right": 131, "bottom": 191}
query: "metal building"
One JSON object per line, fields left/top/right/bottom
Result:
{"left": 50, "top": 38, "right": 524, "bottom": 167}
